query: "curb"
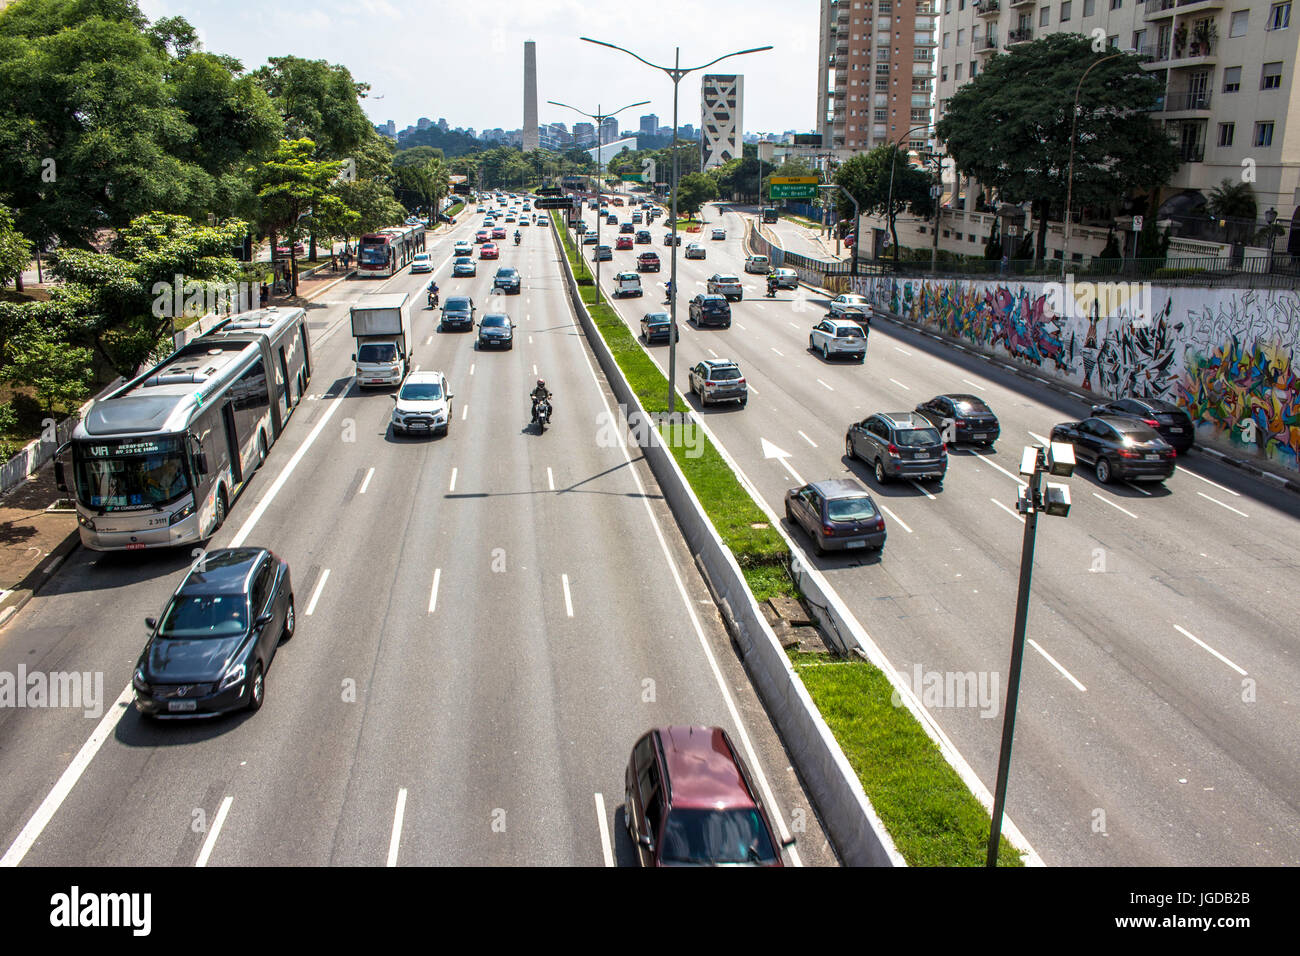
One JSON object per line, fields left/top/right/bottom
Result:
{"left": 0, "top": 525, "right": 79, "bottom": 629}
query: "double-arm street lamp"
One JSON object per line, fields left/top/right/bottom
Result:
{"left": 548, "top": 98, "right": 650, "bottom": 289}
{"left": 1061, "top": 51, "right": 1125, "bottom": 277}
{"left": 580, "top": 37, "right": 773, "bottom": 414}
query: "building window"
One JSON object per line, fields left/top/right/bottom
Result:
{"left": 1229, "top": 10, "right": 1249, "bottom": 36}
{"left": 1110, "top": 0, "right": 1121, "bottom": 8}
{"left": 875, "top": 109, "right": 888, "bottom": 121}
{"left": 945, "top": 0, "right": 952, "bottom": 10}
{"left": 1083, "top": 0, "right": 1095, "bottom": 15}
{"left": 1268, "top": 2, "right": 1290, "bottom": 28}
{"left": 1108, "top": 34, "right": 1119, "bottom": 47}
{"left": 1223, "top": 66, "right": 1241, "bottom": 91}
{"left": 1061, "top": 0, "right": 1072, "bottom": 19}
{"left": 971, "top": 60, "right": 978, "bottom": 76}
{"left": 1254, "top": 121, "right": 1274, "bottom": 146}
{"left": 957, "top": 28, "right": 966, "bottom": 45}
{"left": 1218, "top": 122, "right": 1234, "bottom": 146}
{"left": 955, "top": 63, "right": 963, "bottom": 80}
{"left": 943, "top": 32, "right": 950, "bottom": 48}
{"left": 1134, "top": 29, "right": 1147, "bottom": 49}
{"left": 1040, "top": 6, "right": 1051, "bottom": 24}
{"left": 1261, "top": 61, "right": 1283, "bottom": 89}
{"left": 941, "top": 65, "right": 949, "bottom": 80}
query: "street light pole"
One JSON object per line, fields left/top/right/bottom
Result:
{"left": 883, "top": 123, "right": 937, "bottom": 269}
{"left": 818, "top": 184, "right": 860, "bottom": 279}
{"left": 582, "top": 37, "right": 772, "bottom": 414}
{"left": 1062, "top": 52, "right": 1124, "bottom": 277}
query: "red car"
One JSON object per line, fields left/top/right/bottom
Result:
{"left": 616, "top": 235, "right": 634, "bottom": 250}
{"left": 479, "top": 242, "right": 499, "bottom": 259}
{"left": 625, "top": 726, "right": 789, "bottom": 867}
{"left": 492, "top": 226, "right": 507, "bottom": 239}
{"left": 475, "top": 230, "right": 489, "bottom": 243}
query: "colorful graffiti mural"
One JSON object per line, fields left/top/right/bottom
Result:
{"left": 855, "top": 275, "right": 1300, "bottom": 472}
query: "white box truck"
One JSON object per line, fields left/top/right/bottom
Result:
{"left": 351, "top": 292, "right": 411, "bottom": 387}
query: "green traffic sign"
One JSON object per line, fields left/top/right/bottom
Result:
{"left": 620, "top": 174, "right": 644, "bottom": 182}
{"left": 770, "top": 184, "right": 817, "bottom": 200}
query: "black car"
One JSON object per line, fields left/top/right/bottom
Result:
{"left": 133, "top": 548, "right": 293, "bottom": 717}
{"left": 1050, "top": 415, "right": 1175, "bottom": 484}
{"left": 1089, "top": 397, "right": 1194, "bottom": 453}
{"left": 689, "top": 359, "right": 748, "bottom": 407}
{"left": 582, "top": 232, "right": 599, "bottom": 245}
{"left": 620, "top": 223, "right": 635, "bottom": 234}
{"left": 440, "top": 295, "right": 475, "bottom": 331}
{"left": 635, "top": 230, "right": 652, "bottom": 244}
{"left": 785, "top": 479, "right": 886, "bottom": 555}
{"left": 914, "top": 394, "right": 1001, "bottom": 448}
{"left": 477, "top": 312, "right": 514, "bottom": 350}
{"left": 688, "top": 293, "right": 731, "bottom": 328}
{"left": 492, "top": 266, "right": 521, "bottom": 294}
{"left": 663, "top": 233, "right": 682, "bottom": 246}
{"left": 640, "top": 312, "right": 677, "bottom": 344}
{"left": 846, "top": 412, "right": 948, "bottom": 483}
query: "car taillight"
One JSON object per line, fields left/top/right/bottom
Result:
{"left": 1142, "top": 418, "right": 1159, "bottom": 427}
{"left": 875, "top": 518, "right": 885, "bottom": 531}
{"left": 887, "top": 443, "right": 899, "bottom": 456}
{"left": 1169, "top": 448, "right": 1177, "bottom": 458}
{"left": 953, "top": 419, "right": 966, "bottom": 427}
{"left": 822, "top": 524, "right": 835, "bottom": 536}
{"left": 940, "top": 444, "right": 948, "bottom": 455}
{"left": 1117, "top": 448, "right": 1140, "bottom": 458}
{"left": 737, "top": 378, "right": 746, "bottom": 385}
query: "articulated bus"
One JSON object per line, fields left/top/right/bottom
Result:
{"left": 56, "top": 307, "right": 312, "bottom": 551}
{"left": 357, "top": 223, "right": 426, "bottom": 278}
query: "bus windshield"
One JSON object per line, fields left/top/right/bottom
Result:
{"left": 73, "top": 436, "right": 191, "bottom": 511}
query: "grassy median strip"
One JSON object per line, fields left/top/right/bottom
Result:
{"left": 789, "top": 652, "right": 1023, "bottom": 867}
{"left": 555, "top": 211, "right": 1026, "bottom": 866}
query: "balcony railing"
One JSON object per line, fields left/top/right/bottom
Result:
{"left": 976, "top": 35, "right": 1000, "bottom": 52}
{"left": 1139, "top": 43, "right": 1171, "bottom": 62}
{"left": 1177, "top": 143, "right": 1205, "bottom": 162}
{"left": 1143, "top": 0, "right": 1176, "bottom": 14}
{"left": 1164, "top": 90, "right": 1213, "bottom": 110}
{"left": 1006, "top": 27, "right": 1033, "bottom": 44}
{"left": 974, "top": 0, "right": 1001, "bottom": 16}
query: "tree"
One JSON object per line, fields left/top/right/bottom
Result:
{"left": 936, "top": 34, "right": 1177, "bottom": 262}
{"left": 1206, "top": 179, "right": 1257, "bottom": 245}
{"left": 248, "top": 139, "right": 347, "bottom": 293}
{"left": 4, "top": 326, "right": 93, "bottom": 416}
{"left": 676, "top": 172, "right": 718, "bottom": 220}
{"left": 253, "top": 56, "right": 372, "bottom": 160}
{"left": 0, "top": 205, "right": 33, "bottom": 290}
{"left": 834, "top": 145, "right": 934, "bottom": 266}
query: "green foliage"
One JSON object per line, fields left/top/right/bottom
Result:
{"left": 0, "top": 204, "right": 33, "bottom": 287}
{"left": 248, "top": 138, "right": 351, "bottom": 273}
{"left": 252, "top": 55, "right": 372, "bottom": 160}
{"left": 834, "top": 145, "right": 933, "bottom": 263}
{"left": 4, "top": 325, "right": 93, "bottom": 414}
{"left": 675, "top": 172, "right": 717, "bottom": 219}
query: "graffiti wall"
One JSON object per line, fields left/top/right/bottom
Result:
{"left": 852, "top": 275, "right": 1300, "bottom": 472}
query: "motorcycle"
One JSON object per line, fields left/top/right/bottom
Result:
{"left": 514, "top": 234, "right": 521, "bottom": 246}
{"left": 427, "top": 290, "right": 439, "bottom": 309}
{"left": 765, "top": 282, "right": 777, "bottom": 298}
{"left": 531, "top": 396, "right": 552, "bottom": 432}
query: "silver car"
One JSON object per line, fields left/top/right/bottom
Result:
{"left": 391, "top": 371, "right": 453, "bottom": 436}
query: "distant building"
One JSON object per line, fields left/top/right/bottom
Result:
{"left": 639, "top": 114, "right": 659, "bottom": 136}
{"left": 701, "top": 74, "right": 744, "bottom": 169}
{"left": 587, "top": 136, "right": 639, "bottom": 166}
{"left": 417, "top": 117, "right": 431, "bottom": 129}
{"left": 677, "top": 124, "right": 696, "bottom": 140}
{"left": 599, "top": 115, "right": 619, "bottom": 145}
{"left": 573, "top": 121, "right": 596, "bottom": 147}
{"left": 437, "top": 117, "right": 448, "bottom": 131}
{"left": 523, "top": 41, "right": 539, "bottom": 151}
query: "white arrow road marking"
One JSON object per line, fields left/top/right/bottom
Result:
{"left": 762, "top": 438, "right": 805, "bottom": 486}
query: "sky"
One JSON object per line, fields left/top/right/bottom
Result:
{"left": 138, "top": 0, "right": 821, "bottom": 137}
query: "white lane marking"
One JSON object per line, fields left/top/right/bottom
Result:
{"left": 449, "top": 467, "right": 458, "bottom": 492}
{"left": 425, "top": 336, "right": 433, "bottom": 345}
{"left": 771, "top": 347, "right": 784, "bottom": 357}
{"left": 428, "top": 568, "right": 441, "bottom": 614}
{"left": 387, "top": 788, "right": 407, "bottom": 867}
{"left": 1197, "top": 491, "right": 1248, "bottom": 518}
{"left": 816, "top": 378, "right": 833, "bottom": 391}
{"left": 889, "top": 378, "right": 911, "bottom": 390}
{"left": 908, "top": 480, "right": 936, "bottom": 500}
{"left": 0, "top": 682, "right": 134, "bottom": 866}
{"left": 1027, "top": 640, "right": 1087, "bottom": 692}
{"left": 971, "top": 450, "right": 1027, "bottom": 488}
{"left": 735, "top": 323, "right": 746, "bottom": 331}
{"left": 788, "top": 322, "right": 799, "bottom": 329}
{"left": 230, "top": 386, "right": 349, "bottom": 547}
{"left": 359, "top": 467, "right": 375, "bottom": 495}
{"left": 594, "top": 793, "right": 615, "bottom": 867}
{"left": 569, "top": 250, "right": 801, "bottom": 864}
{"left": 798, "top": 430, "right": 818, "bottom": 448}
{"left": 708, "top": 348, "right": 719, "bottom": 358}
{"left": 562, "top": 574, "right": 574, "bottom": 618}
{"left": 195, "top": 795, "right": 233, "bottom": 867}
{"left": 894, "top": 346, "right": 912, "bottom": 356}
{"left": 1123, "top": 480, "right": 1153, "bottom": 496}
{"left": 1027, "top": 430, "right": 1052, "bottom": 446}
{"left": 1092, "top": 492, "right": 1138, "bottom": 519}
{"left": 991, "top": 497, "right": 1025, "bottom": 523}
{"left": 461, "top": 404, "right": 468, "bottom": 421}
{"left": 877, "top": 502, "right": 913, "bottom": 534}
{"left": 547, "top": 467, "right": 555, "bottom": 491}
{"left": 528, "top": 336, "right": 534, "bottom": 344}
{"left": 1174, "top": 624, "right": 1247, "bottom": 676}
{"left": 305, "top": 569, "right": 331, "bottom": 615}
{"left": 962, "top": 378, "right": 987, "bottom": 391}
{"left": 470, "top": 363, "right": 476, "bottom": 376}
{"left": 747, "top": 383, "right": 759, "bottom": 395}
{"left": 412, "top": 365, "right": 420, "bottom": 373}
{"left": 1177, "top": 465, "right": 1241, "bottom": 496}
{"left": 533, "top": 364, "right": 538, "bottom": 376}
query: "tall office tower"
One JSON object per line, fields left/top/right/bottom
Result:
{"left": 523, "top": 40, "right": 539, "bottom": 152}
{"left": 573, "top": 121, "right": 596, "bottom": 147}
{"left": 816, "top": 0, "right": 940, "bottom": 155}
{"left": 600, "top": 115, "right": 619, "bottom": 144}
{"left": 640, "top": 114, "right": 660, "bottom": 136}
{"left": 701, "top": 74, "right": 744, "bottom": 169}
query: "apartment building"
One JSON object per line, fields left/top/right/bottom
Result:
{"left": 933, "top": 0, "right": 1299, "bottom": 255}
{"left": 816, "top": 0, "right": 942, "bottom": 158}
{"left": 701, "top": 74, "right": 744, "bottom": 169}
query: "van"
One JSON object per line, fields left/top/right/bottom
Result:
{"left": 613, "top": 272, "right": 643, "bottom": 298}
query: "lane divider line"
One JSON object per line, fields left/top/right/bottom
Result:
{"left": 195, "top": 795, "right": 233, "bottom": 867}
{"left": 387, "top": 788, "right": 407, "bottom": 867}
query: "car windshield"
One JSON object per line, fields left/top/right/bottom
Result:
{"left": 497, "top": 269, "right": 517, "bottom": 277}
{"left": 399, "top": 382, "right": 442, "bottom": 401}
{"left": 718, "top": 276, "right": 739, "bottom": 283}
{"left": 897, "top": 427, "right": 942, "bottom": 446}
{"left": 827, "top": 496, "right": 877, "bottom": 521}
{"left": 446, "top": 298, "right": 471, "bottom": 311}
{"left": 73, "top": 438, "right": 191, "bottom": 511}
{"left": 357, "top": 343, "right": 397, "bottom": 363}
{"left": 954, "top": 398, "right": 991, "bottom": 414}
{"left": 158, "top": 594, "right": 248, "bottom": 639}
{"left": 646, "top": 313, "right": 669, "bottom": 323}
{"left": 659, "top": 808, "right": 779, "bottom": 865}
{"left": 710, "top": 367, "right": 742, "bottom": 381}
{"left": 482, "top": 315, "right": 508, "bottom": 327}
{"left": 455, "top": 257, "right": 472, "bottom": 264}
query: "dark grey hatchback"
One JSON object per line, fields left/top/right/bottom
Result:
{"left": 133, "top": 548, "right": 294, "bottom": 718}
{"left": 785, "top": 479, "right": 886, "bottom": 554}
{"left": 846, "top": 412, "right": 948, "bottom": 483}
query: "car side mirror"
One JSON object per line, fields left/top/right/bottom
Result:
{"left": 54, "top": 459, "right": 67, "bottom": 492}
{"left": 351, "top": 354, "right": 356, "bottom": 361}
{"left": 145, "top": 617, "right": 157, "bottom": 631}
{"left": 256, "top": 612, "right": 273, "bottom": 629}
{"left": 1090, "top": 405, "right": 1103, "bottom": 414}
{"left": 391, "top": 394, "right": 398, "bottom": 402}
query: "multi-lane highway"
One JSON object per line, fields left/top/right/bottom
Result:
{"left": 578, "top": 197, "right": 1300, "bottom": 866}
{"left": 0, "top": 207, "right": 837, "bottom": 867}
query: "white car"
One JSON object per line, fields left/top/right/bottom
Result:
{"left": 706, "top": 273, "right": 743, "bottom": 301}
{"left": 828, "top": 293, "right": 872, "bottom": 318}
{"left": 711, "top": 228, "right": 727, "bottom": 240}
{"left": 809, "top": 318, "right": 867, "bottom": 362}
{"left": 454, "top": 240, "right": 473, "bottom": 256}
{"left": 744, "top": 255, "right": 770, "bottom": 275}
{"left": 410, "top": 253, "right": 433, "bottom": 273}
{"left": 391, "top": 370, "right": 454, "bottom": 436}
{"left": 613, "top": 271, "right": 643, "bottom": 298}
{"left": 770, "top": 267, "right": 798, "bottom": 289}
{"left": 684, "top": 242, "right": 706, "bottom": 260}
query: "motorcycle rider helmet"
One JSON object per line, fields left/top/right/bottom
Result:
{"left": 536, "top": 379, "right": 545, "bottom": 390}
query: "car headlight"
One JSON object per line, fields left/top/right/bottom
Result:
{"left": 78, "top": 514, "right": 96, "bottom": 531}
{"left": 219, "top": 663, "right": 246, "bottom": 691}
{"left": 169, "top": 502, "right": 195, "bottom": 525}
{"left": 132, "top": 664, "right": 149, "bottom": 693}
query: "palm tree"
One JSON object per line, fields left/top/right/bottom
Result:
{"left": 1206, "top": 179, "right": 1257, "bottom": 244}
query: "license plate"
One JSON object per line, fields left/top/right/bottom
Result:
{"left": 1169, "top": 427, "right": 1183, "bottom": 433}
{"left": 1145, "top": 454, "right": 1161, "bottom": 460}
{"left": 846, "top": 540, "right": 866, "bottom": 549}
{"left": 369, "top": 379, "right": 385, "bottom": 384}
{"left": 126, "top": 543, "right": 146, "bottom": 550}
{"left": 971, "top": 433, "right": 988, "bottom": 440}
{"left": 168, "top": 700, "right": 197, "bottom": 712}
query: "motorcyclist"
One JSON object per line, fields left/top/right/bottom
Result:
{"left": 663, "top": 279, "right": 673, "bottom": 303}
{"left": 514, "top": 229, "right": 521, "bottom": 245}
{"left": 426, "top": 279, "right": 439, "bottom": 308}
{"left": 766, "top": 274, "right": 778, "bottom": 297}
{"left": 530, "top": 379, "right": 552, "bottom": 422}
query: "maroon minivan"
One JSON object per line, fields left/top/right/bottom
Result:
{"left": 625, "top": 726, "right": 790, "bottom": 866}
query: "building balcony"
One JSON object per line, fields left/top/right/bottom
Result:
{"left": 976, "top": 35, "right": 1000, "bottom": 53}
{"left": 974, "top": 0, "right": 1001, "bottom": 17}
{"left": 1010, "top": 0, "right": 1035, "bottom": 7}
{"left": 1006, "top": 27, "right": 1033, "bottom": 45}
{"left": 1143, "top": 0, "right": 1177, "bottom": 18}
{"left": 1163, "top": 90, "right": 1213, "bottom": 111}
{"left": 1177, "top": 143, "right": 1205, "bottom": 163}
{"left": 915, "top": 36, "right": 938, "bottom": 47}
{"left": 913, "top": 64, "right": 936, "bottom": 77}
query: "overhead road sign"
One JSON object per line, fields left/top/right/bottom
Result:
{"left": 770, "top": 175, "right": 819, "bottom": 185}
{"left": 770, "top": 184, "right": 818, "bottom": 199}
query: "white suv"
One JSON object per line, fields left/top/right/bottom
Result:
{"left": 613, "top": 271, "right": 643, "bottom": 298}
{"left": 744, "top": 255, "right": 770, "bottom": 274}
{"left": 711, "top": 228, "right": 727, "bottom": 240}
{"left": 391, "top": 370, "right": 454, "bottom": 436}
{"left": 706, "top": 274, "right": 743, "bottom": 301}
{"left": 809, "top": 318, "right": 867, "bottom": 362}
